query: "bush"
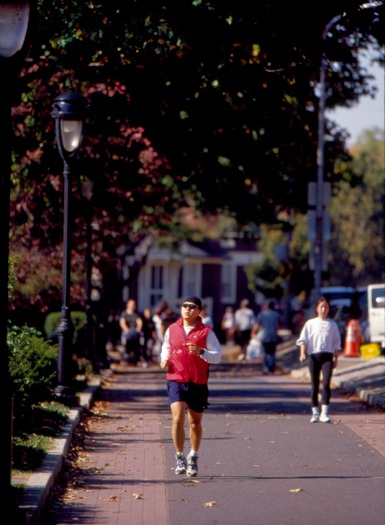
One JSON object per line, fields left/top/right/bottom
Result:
{"left": 44, "top": 311, "right": 87, "bottom": 355}
{"left": 8, "top": 325, "right": 58, "bottom": 436}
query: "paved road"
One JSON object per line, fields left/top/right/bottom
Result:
{"left": 41, "top": 364, "right": 385, "bottom": 525}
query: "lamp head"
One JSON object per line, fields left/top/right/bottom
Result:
{"left": 52, "top": 91, "right": 89, "bottom": 162}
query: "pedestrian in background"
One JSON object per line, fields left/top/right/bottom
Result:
{"left": 296, "top": 296, "right": 341, "bottom": 423}
{"left": 141, "top": 307, "right": 157, "bottom": 365}
{"left": 234, "top": 299, "right": 256, "bottom": 360}
{"left": 201, "top": 304, "right": 214, "bottom": 328}
{"left": 160, "top": 296, "right": 222, "bottom": 477}
{"left": 119, "top": 299, "right": 143, "bottom": 365}
{"left": 221, "top": 306, "right": 235, "bottom": 345}
{"left": 252, "top": 300, "right": 281, "bottom": 373}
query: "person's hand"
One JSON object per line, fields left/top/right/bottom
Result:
{"left": 160, "top": 359, "right": 169, "bottom": 369}
{"left": 186, "top": 342, "right": 203, "bottom": 356}
{"left": 299, "top": 353, "right": 307, "bottom": 364}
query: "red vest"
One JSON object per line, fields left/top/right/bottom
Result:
{"left": 166, "top": 317, "right": 211, "bottom": 384}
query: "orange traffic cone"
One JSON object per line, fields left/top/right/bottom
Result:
{"left": 343, "top": 319, "right": 362, "bottom": 357}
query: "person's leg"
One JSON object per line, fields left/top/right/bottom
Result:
{"left": 309, "top": 354, "right": 322, "bottom": 407}
{"left": 170, "top": 401, "right": 186, "bottom": 453}
{"left": 262, "top": 343, "right": 269, "bottom": 373}
{"left": 320, "top": 354, "right": 334, "bottom": 405}
{"left": 269, "top": 351, "right": 276, "bottom": 372}
{"left": 170, "top": 400, "right": 187, "bottom": 474}
{"left": 188, "top": 408, "right": 203, "bottom": 453}
{"left": 265, "top": 343, "right": 276, "bottom": 373}
{"left": 308, "top": 354, "right": 322, "bottom": 422}
{"left": 320, "top": 354, "right": 334, "bottom": 422}
{"left": 187, "top": 408, "right": 203, "bottom": 477}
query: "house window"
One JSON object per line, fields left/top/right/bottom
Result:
{"left": 221, "top": 263, "right": 236, "bottom": 303}
{"left": 149, "top": 265, "right": 164, "bottom": 307}
{"left": 183, "top": 263, "right": 201, "bottom": 297}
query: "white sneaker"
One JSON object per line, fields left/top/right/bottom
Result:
{"left": 310, "top": 408, "right": 320, "bottom": 423}
{"left": 186, "top": 454, "right": 198, "bottom": 477}
{"left": 320, "top": 405, "right": 331, "bottom": 423}
{"left": 175, "top": 454, "right": 187, "bottom": 475}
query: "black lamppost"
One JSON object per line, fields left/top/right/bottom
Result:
{"left": 0, "top": 1, "right": 31, "bottom": 518}
{"left": 52, "top": 91, "right": 88, "bottom": 398}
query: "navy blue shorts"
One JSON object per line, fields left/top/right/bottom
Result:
{"left": 167, "top": 381, "right": 209, "bottom": 413}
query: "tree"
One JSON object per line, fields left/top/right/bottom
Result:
{"left": 328, "top": 127, "right": 385, "bottom": 285}
{"left": 8, "top": 0, "right": 384, "bottom": 319}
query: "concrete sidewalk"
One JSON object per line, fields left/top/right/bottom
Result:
{"left": 15, "top": 341, "right": 385, "bottom": 524}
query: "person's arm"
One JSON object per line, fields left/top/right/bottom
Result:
{"left": 160, "top": 329, "right": 170, "bottom": 369}
{"left": 251, "top": 321, "right": 260, "bottom": 337}
{"left": 299, "top": 343, "right": 307, "bottom": 363}
{"left": 296, "top": 322, "right": 309, "bottom": 363}
{"left": 119, "top": 315, "right": 128, "bottom": 332}
{"left": 332, "top": 323, "right": 341, "bottom": 369}
{"left": 136, "top": 315, "right": 143, "bottom": 332}
{"left": 333, "top": 348, "right": 339, "bottom": 369}
{"left": 198, "top": 331, "right": 222, "bottom": 364}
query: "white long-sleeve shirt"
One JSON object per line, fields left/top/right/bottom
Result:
{"left": 161, "top": 324, "right": 222, "bottom": 364}
{"left": 296, "top": 317, "right": 341, "bottom": 355}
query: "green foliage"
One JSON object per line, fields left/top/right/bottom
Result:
{"left": 12, "top": 402, "right": 68, "bottom": 471}
{"left": 44, "top": 311, "right": 86, "bottom": 346}
{"left": 329, "top": 128, "right": 385, "bottom": 285}
{"left": 8, "top": 326, "right": 58, "bottom": 436}
{"left": 8, "top": 1, "right": 385, "bottom": 317}
{"left": 246, "top": 257, "right": 284, "bottom": 299}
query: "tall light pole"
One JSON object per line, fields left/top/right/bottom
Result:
{"left": 313, "top": 1, "right": 382, "bottom": 299}
{"left": 52, "top": 91, "right": 88, "bottom": 400}
{"left": 0, "top": 1, "right": 31, "bottom": 519}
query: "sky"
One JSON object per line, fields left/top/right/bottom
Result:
{"left": 327, "top": 51, "right": 384, "bottom": 146}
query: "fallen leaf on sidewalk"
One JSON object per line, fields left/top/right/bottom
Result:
{"left": 132, "top": 492, "right": 144, "bottom": 499}
{"left": 107, "top": 496, "right": 119, "bottom": 502}
{"left": 203, "top": 501, "right": 216, "bottom": 507}
{"left": 289, "top": 488, "right": 303, "bottom": 493}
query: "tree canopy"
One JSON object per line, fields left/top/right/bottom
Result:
{"left": 8, "top": 0, "right": 384, "bottom": 318}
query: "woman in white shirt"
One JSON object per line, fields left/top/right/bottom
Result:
{"left": 296, "top": 297, "right": 341, "bottom": 423}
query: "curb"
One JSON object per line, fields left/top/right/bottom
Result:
{"left": 17, "top": 378, "right": 102, "bottom": 525}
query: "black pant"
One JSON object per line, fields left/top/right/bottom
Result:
{"left": 309, "top": 353, "right": 334, "bottom": 406}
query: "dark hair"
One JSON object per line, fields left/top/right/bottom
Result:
{"left": 182, "top": 296, "right": 202, "bottom": 310}
{"left": 315, "top": 296, "right": 329, "bottom": 312}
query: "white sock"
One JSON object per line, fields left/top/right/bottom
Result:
{"left": 190, "top": 450, "right": 198, "bottom": 457}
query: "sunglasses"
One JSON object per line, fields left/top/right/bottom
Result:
{"left": 182, "top": 303, "right": 198, "bottom": 310}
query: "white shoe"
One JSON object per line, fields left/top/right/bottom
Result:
{"left": 320, "top": 405, "right": 331, "bottom": 423}
{"left": 310, "top": 408, "right": 320, "bottom": 423}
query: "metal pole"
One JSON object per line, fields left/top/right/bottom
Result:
{"left": 314, "top": 13, "right": 345, "bottom": 300}
{"left": 56, "top": 160, "right": 75, "bottom": 396}
{"left": 314, "top": 3, "right": 379, "bottom": 299}
{"left": 314, "top": 54, "right": 327, "bottom": 300}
